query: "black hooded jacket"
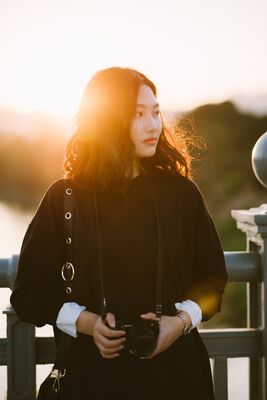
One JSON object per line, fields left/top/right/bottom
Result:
{"left": 10, "top": 170, "right": 228, "bottom": 327}
{"left": 10, "top": 170, "right": 228, "bottom": 399}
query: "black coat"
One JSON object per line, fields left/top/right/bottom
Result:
{"left": 10, "top": 170, "right": 228, "bottom": 399}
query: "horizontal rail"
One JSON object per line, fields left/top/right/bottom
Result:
{"left": 224, "top": 251, "right": 262, "bottom": 282}
{"left": 201, "top": 328, "right": 263, "bottom": 357}
{"left": 0, "top": 251, "right": 263, "bottom": 289}
{"left": 0, "top": 328, "right": 263, "bottom": 366}
{"left": 0, "top": 255, "right": 19, "bottom": 289}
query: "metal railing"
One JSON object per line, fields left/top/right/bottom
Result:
{"left": 0, "top": 249, "right": 264, "bottom": 400}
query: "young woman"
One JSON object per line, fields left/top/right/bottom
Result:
{"left": 10, "top": 66, "right": 228, "bottom": 399}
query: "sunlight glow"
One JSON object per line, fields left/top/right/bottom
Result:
{"left": 0, "top": 0, "right": 267, "bottom": 117}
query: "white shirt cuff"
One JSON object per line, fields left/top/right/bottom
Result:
{"left": 175, "top": 299, "right": 202, "bottom": 331}
{"left": 56, "top": 302, "right": 86, "bottom": 338}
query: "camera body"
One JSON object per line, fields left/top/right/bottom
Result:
{"left": 104, "top": 317, "right": 160, "bottom": 358}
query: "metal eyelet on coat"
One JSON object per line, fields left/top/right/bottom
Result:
{"left": 66, "top": 237, "right": 72, "bottom": 245}
{"left": 61, "top": 262, "right": 75, "bottom": 281}
{"left": 66, "top": 188, "right": 72, "bottom": 195}
{"left": 65, "top": 212, "right": 71, "bottom": 219}
{"left": 66, "top": 287, "right": 72, "bottom": 294}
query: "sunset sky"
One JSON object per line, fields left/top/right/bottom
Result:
{"left": 1, "top": 0, "right": 267, "bottom": 118}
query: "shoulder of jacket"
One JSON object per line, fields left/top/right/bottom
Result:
{"left": 37, "top": 178, "right": 67, "bottom": 210}
{"left": 29, "top": 178, "right": 66, "bottom": 222}
{"left": 168, "top": 174, "right": 205, "bottom": 206}
{"left": 43, "top": 178, "right": 64, "bottom": 197}
{"left": 165, "top": 173, "right": 201, "bottom": 193}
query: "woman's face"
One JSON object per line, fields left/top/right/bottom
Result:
{"left": 130, "top": 84, "right": 162, "bottom": 158}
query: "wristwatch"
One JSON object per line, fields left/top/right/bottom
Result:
{"left": 176, "top": 310, "right": 191, "bottom": 336}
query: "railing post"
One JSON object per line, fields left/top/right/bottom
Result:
{"left": 262, "top": 234, "right": 267, "bottom": 400}
{"left": 213, "top": 357, "right": 228, "bottom": 400}
{"left": 231, "top": 131, "right": 267, "bottom": 400}
{"left": 232, "top": 206, "right": 267, "bottom": 400}
{"left": 247, "top": 239, "right": 264, "bottom": 400}
{"left": 3, "top": 305, "right": 36, "bottom": 400}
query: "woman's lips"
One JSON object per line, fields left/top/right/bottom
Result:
{"left": 143, "top": 138, "right": 157, "bottom": 145}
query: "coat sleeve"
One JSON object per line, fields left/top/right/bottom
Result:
{"left": 10, "top": 180, "right": 68, "bottom": 327}
{"left": 185, "top": 185, "right": 228, "bottom": 322}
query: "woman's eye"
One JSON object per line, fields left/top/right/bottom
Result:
{"left": 136, "top": 110, "right": 160, "bottom": 117}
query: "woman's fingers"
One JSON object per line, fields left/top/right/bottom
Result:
{"left": 95, "top": 333, "right": 125, "bottom": 349}
{"left": 100, "top": 324, "right": 125, "bottom": 338}
{"left": 105, "top": 312, "right": 116, "bottom": 328}
{"left": 97, "top": 341, "right": 124, "bottom": 355}
{"left": 100, "top": 351, "right": 120, "bottom": 359}
{"left": 140, "top": 312, "right": 160, "bottom": 322}
{"left": 94, "top": 315, "right": 125, "bottom": 338}
{"left": 140, "top": 312, "right": 155, "bottom": 318}
{"left": 95, "top": 336, "right": 125, "bottom": 358}
{"left": 99, "top": 314, "right": 125, "bottom": 338}
{"left": 93, "top": 314, "right": 126, "bottom": 358}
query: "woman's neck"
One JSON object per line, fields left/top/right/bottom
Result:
{"left": 132, "top": 160, "right": 140, "bottom": 178}
{"left": 124, "top": 159, "right": 140, "bottom": 179}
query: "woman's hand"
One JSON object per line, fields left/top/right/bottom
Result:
{"left": 139, "top": 311, "right": 189, "bottom": 360}
{"left": 92, "top": 312, "right": 126, "bottom": 359}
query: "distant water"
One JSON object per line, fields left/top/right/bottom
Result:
{"left": 0, "top": 202, "right": 249, "bottom": 399}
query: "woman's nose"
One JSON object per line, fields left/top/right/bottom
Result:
{"left": 145, "top": 115, "right": 157, "bottom": 132}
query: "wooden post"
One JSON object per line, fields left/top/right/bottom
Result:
{"left": 3, "top": 305, "right": 36, "bottom": 400}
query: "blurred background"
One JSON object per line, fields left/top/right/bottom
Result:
{"left": 0, "top": 0, "right": 267, "bottom": 398}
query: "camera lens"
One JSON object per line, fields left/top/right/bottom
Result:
{"left": 134, "top": 335, "right": 155, "bottom": 356}
{"left": 128, "top": 321, "right": 159, "bottom": 357}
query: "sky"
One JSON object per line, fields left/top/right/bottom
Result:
{"left": 1, "top": 0, "right": 267, "bottom": 118}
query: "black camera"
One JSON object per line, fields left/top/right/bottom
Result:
{"left": 104, "top": 317, "right": 160, "bottom": 358}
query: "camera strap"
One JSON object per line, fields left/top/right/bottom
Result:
{"left": 92, "top": 177, "right": 164, "bottom": 321}
{"left": 149, "top": 180, "right": 164, "bottom": 319}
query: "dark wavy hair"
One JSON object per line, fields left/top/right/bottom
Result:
{"left": 64, "top": 66, "right": 203, "bottom": 194}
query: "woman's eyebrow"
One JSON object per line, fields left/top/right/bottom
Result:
{"left": 136, "top": 103, "right": 160, "bottom": 108}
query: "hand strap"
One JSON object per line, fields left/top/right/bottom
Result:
{"left": 61, "top": 181, "right": 75, "bottom": 295}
